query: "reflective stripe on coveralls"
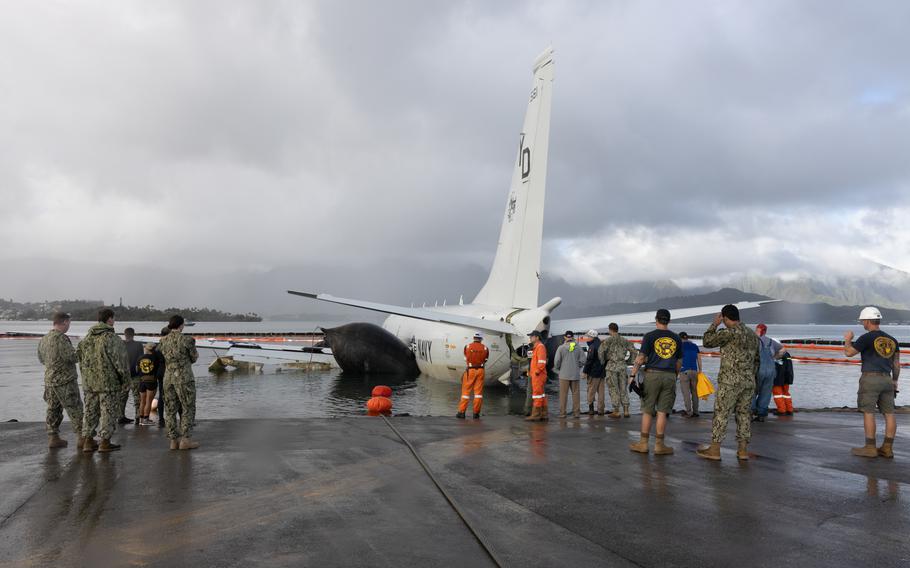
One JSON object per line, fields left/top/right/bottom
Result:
{"left": 459, "top": 368, "right": 486, "bottom": 414}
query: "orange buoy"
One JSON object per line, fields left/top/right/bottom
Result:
{"left": 371, "top": 385, "right": 393, "bottom": 398}
{"left": 366, "top": 396, "right": 393, "bottom": 416}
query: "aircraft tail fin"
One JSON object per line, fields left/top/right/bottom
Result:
{"left": 473, "top": 47, "right": 554, "bottom": 309}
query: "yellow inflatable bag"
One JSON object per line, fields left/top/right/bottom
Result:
{"left": 696, "top": 372, "right": 715, "bottom": 400}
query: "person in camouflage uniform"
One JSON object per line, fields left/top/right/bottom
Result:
{"left": 598, "top": 323, "right": 637, "bottom": 418}
{"left": 160, "top": 314, "right": 200, "bottom": 450}
{"left": 77, "top": 308, "right": 130, "bottom": 453}
{"left": 696, "top": 305, "right": 760, "bottom": 461}
{"left": 37, "top": 312, "right": 84, "bottom": 449}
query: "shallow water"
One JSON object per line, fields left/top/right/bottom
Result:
{"left": 1, "top": 322, "right": 906, "bottom": 421}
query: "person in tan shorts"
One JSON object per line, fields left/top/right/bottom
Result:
{"left": 628, "top": 309, "right": 682, "bottom": 455}
{"left": 844, "top": 307, "right": 900, "bottom": 458}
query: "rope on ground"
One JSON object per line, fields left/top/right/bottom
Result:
{"left": 380, "top": 415, "right": 505, "bottom": 568}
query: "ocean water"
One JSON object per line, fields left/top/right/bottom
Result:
{"left": 1, "top": 322, "right": 905, "bottom": 422}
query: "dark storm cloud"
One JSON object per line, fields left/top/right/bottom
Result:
{"left": 1, "top": 1, "right": 908, "bottom": 309}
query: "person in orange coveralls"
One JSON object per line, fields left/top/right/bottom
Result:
{"left": 525, "top": 330, "right": 549, "bottom": 422}
{"left": 457, "top": 332, "right": 490, "bottom": 419}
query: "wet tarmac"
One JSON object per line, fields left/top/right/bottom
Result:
{"left": 1, "top": 412, "right": 908, "bottom": 567}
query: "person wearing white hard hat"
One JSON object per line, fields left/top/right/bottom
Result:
{"left": 457, "top": 332, "right": 489, "bottom": 419}
{"left": 843, "top": 306, "right": 900, "bottom": 459}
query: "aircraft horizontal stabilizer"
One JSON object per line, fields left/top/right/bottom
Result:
{"left": 549, "top": 300, "right": 780, "bottom": 335}
{"left": 288, "top": 290, "right": 519, "bottom": 335}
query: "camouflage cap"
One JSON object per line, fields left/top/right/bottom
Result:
{"left": 52, "top": 312, "right": 71, "bottom": 325}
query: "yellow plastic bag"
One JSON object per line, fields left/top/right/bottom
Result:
{"left": 696, "top": 372, "right": 715, "bottom": 400}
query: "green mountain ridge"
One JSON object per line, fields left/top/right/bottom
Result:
{"left": 559, "top": 288, "right": 910, "bottom": 325}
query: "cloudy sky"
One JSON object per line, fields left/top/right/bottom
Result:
{"left": 2, "top": 1, "right": 909, "bottom": 314}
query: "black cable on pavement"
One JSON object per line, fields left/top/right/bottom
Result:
{"left": 380, "top": 415, "right": 505, "bottom": 568}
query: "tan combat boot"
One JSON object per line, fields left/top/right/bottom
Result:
{"left": 851, "top": 438, "right": 878, "bottom": 458}
{"left": 608, "top": 408, "right": 621, "bottom": 419}
{"left": 629, "top": 433, "right": 650, "bottom": 453}
{"left": 877, "top": 437, "right": 894, "bottom": 459}
{"left": 76, "top": 436, "right": 86, "bottom": 450}
{"left": 98, "top": 439, "right": 121, "bottom": 453}
{"left": 524, "top": 407, "right": 541, "bottom": 422}
{"left": 540, "top": 407, "right": 549, "bottom": 422}
{"left": 696, "top": 442, "right": 721, "bottom": 461}
{"left": 169, "top": 439, "right": 179, "bottom": 450}
{"left": 653, "top": 434, "right": 674, "bottom": 455}
{"left": 48, "top": 434, "right": 68, "bottom": 448}
{"left": 179, "top": 437, "right": 200, "bottom": 450}
{"left": 623, "top": 406, "right": 630, "bottom": 418}
{"left": 737, "top": 441, "right": 749, "bottom": 461}
{"left": 82, "top": 437, "right": 98, "bottom": 453}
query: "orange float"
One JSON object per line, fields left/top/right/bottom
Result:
{"left": 366, "top": 396, "right": 392, "bottom": 416}
{"left": 371, "top": 385, "right": 393, "bottom": 398}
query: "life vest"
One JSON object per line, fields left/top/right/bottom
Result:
{"left": 464, "top": 342, "right": 489, "bottom": 368}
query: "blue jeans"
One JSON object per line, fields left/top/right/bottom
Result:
{"left": 752, "top": 372, "right": 774, "bottom": 416}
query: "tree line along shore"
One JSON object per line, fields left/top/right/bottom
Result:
{"left": 0, "top": 299, "right": 261, "bottom": 322}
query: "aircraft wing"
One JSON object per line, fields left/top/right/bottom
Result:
{"left": 288, "top": 290, "right": 519, "bottom": 335}
{"left": 136, "top": 336, "right": 338, "bottom": 367}
{"left": 549, "top": 300, "right": 779, "bottom": 335}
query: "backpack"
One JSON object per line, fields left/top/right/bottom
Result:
{"left": 758, "top": 337, "right": 777, "bottom": 381}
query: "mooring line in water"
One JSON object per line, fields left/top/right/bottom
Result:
{"left": 380, "top": 415, "right": 505, "bottom": 568}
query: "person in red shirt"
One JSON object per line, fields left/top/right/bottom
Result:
{"left": 525, "top": 330, "right": 550, "bottom": 422}
{"left": 457, "top": 332, "right": 490, "bottom": 419}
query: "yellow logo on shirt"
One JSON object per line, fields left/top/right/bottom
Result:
{"left": 874, "top": 336, "right": 896, "bottom": 358}
{"left": 654, "top": 337, "right": 678, "bottom": 359}
{"left": 138, "top": 358, "right": 155, "bottom": 375}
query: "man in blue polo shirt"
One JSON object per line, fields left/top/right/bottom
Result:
{"left": 678, "top": 332, "right": 702, "bottom": 417}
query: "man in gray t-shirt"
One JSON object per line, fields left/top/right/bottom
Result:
{"left": 553, "top": 331, "right": 585, "bottom": 418}
{"left": 844, "top": 307, "right": 901, "bottom": 459}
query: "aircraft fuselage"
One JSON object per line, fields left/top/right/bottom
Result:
{"left": 382, "top": 302, "right": 554, "bottom": 385}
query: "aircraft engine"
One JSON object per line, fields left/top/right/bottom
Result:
{"left": 321, "top": 323, "right": 421, "bottom": 377}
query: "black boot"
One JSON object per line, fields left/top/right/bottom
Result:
{"left": 456, "top": 412, "right": 466, "bottom": 419}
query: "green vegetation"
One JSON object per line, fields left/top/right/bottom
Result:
{"left": 0, "top": 299, "right": 261, "bottom": 322}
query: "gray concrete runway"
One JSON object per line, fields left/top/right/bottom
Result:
{"left": 1, "top": 412, "right": 908, "bottom": 567}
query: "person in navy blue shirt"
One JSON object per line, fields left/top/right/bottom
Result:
{"left": 628, "top": 309, "right": 682, "bottom": 455}
{"left": 844, "top": 306, "right": 900, "bottom": 458}
{"left": 678, "top": 332, "right": 702, "bottom": 417}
